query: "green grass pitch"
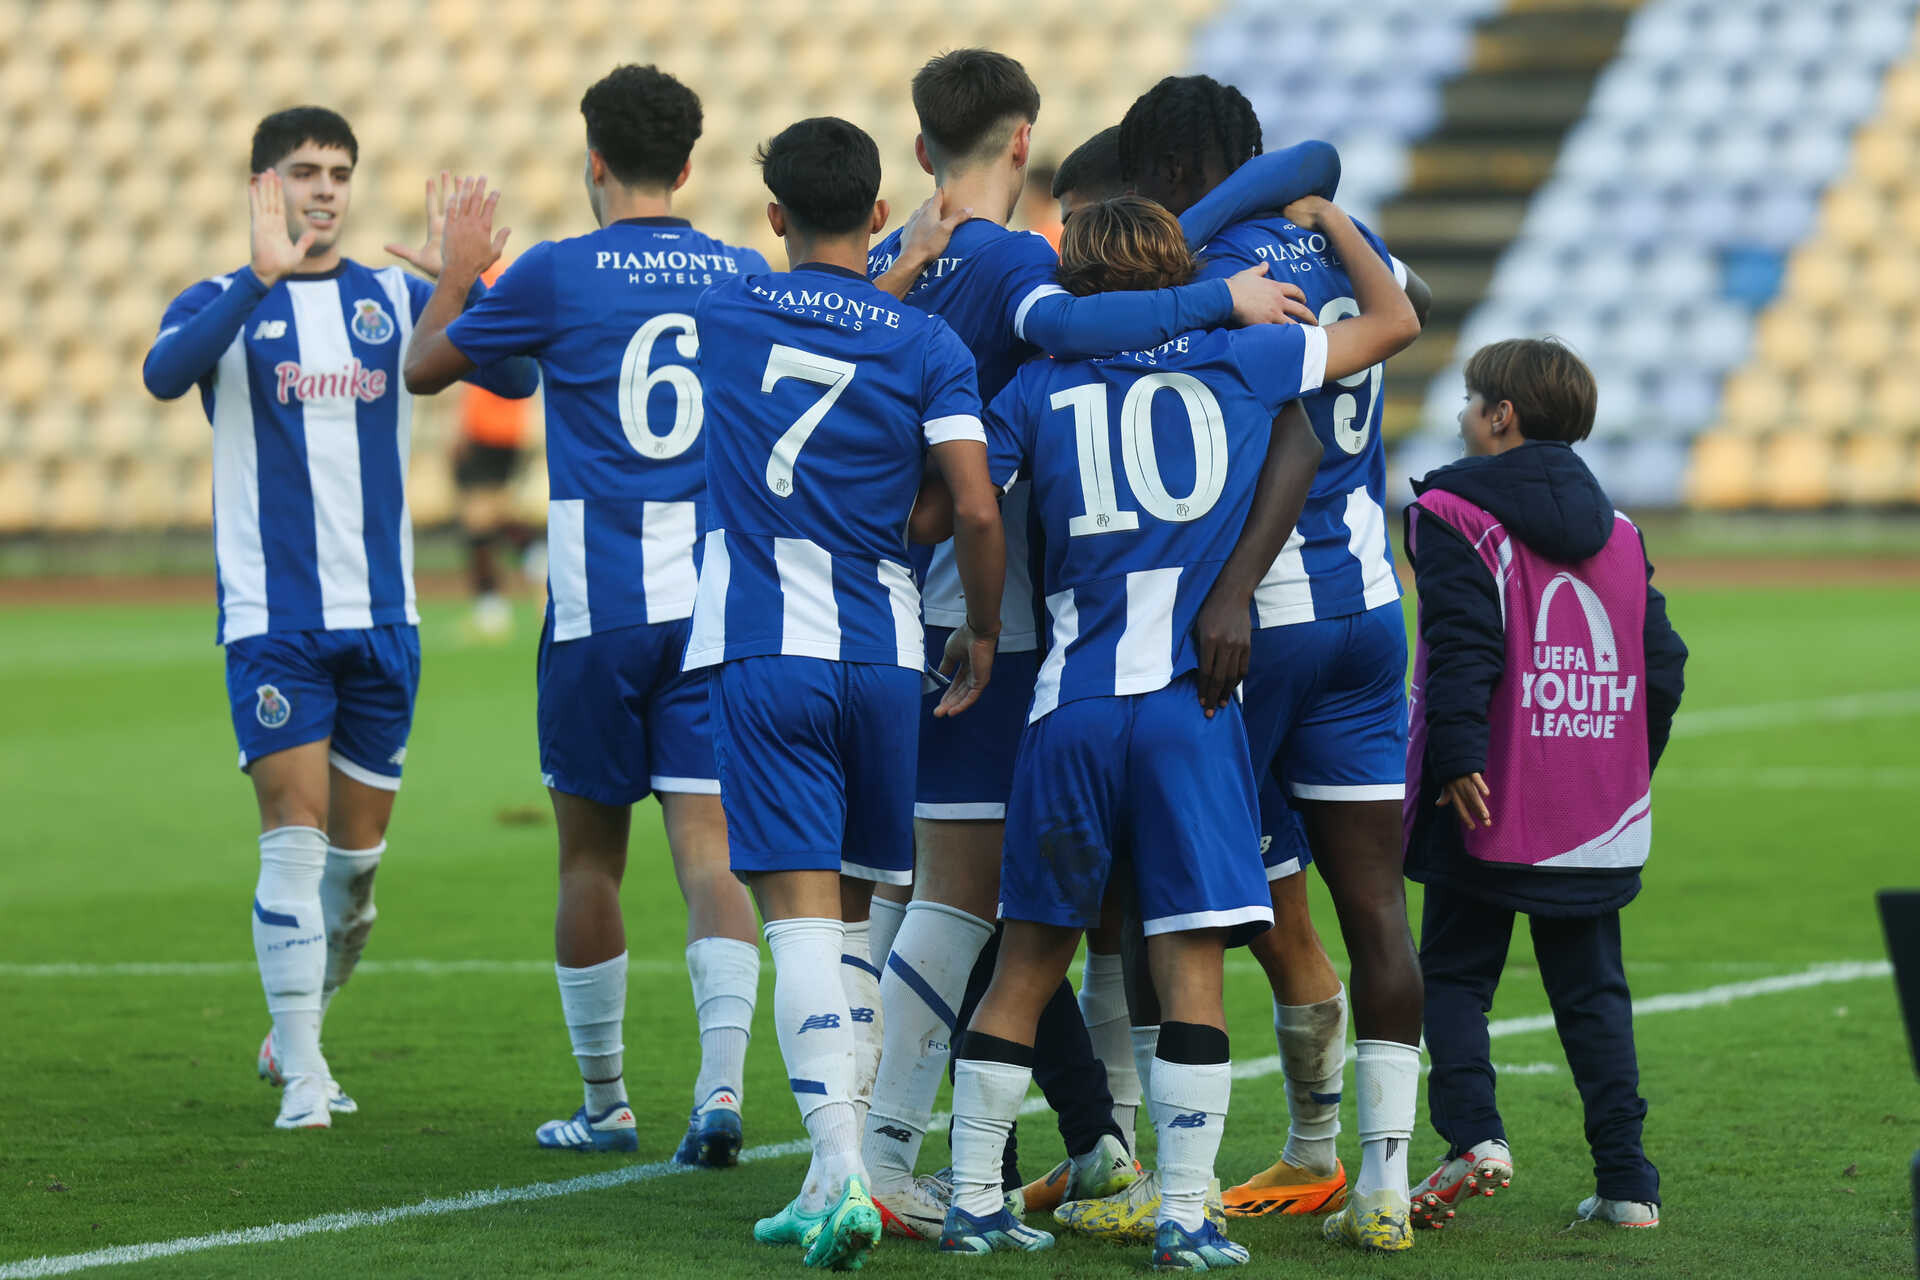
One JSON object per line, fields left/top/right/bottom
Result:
{"left": 1, "top": 580, "right": 1916, "bottom": 1277}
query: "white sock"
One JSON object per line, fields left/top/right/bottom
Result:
{"left": 765, "top": 917, "right": 859, "bottom": 1213}
{"left": 556, "top": 952, "right": 627, "bottom": 1113}
{"left": 867, "top": 894, "right": 907, "bottom": 968}
{"left": 840, "top": 919, "right": 885, "bottom": 1131}
{"left": 319, "top": 841, "right": 383, "bottom": 1025}
{"left": 253, "top": 826, "right": 328, "bottom": 1080}
{"left": 1353, "top": 1038, "right": 1420, "bottom": 1199}
{"left": 1277, "top": 986, "right": 1347, "bottom": 1175}
{"left": 1130, "top": 1024, "right": 1160, "bottom": 1101}
{"left": 951, "top": 1056, "right": 1032, "bottom": 1216}
{"left": 1150, "top": 1058, "right": 1232, "bottom": 1232}
{"left": 686, "top": 936, "right": 757, "bottom": 1111}
{"left": 1079, "top": 951, "right": 1140, "bottom": 1152}
{"left": 861, "top": 902, "right": 993, "bottom": 1182}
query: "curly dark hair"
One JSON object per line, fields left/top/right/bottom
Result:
{"left": 580, "top": 64, "right": 703, "bottom": 189}
{"left": 250, "top": 106, "right": 357, "bottom": 172}
{"left": 756, "top": 117, "right": 881, "bottom": 236}
{"left": 1056, "top": 197, "right": 1198, "bottom": 297}
{"left": 1118, "top": 75, "right": 1262, "bottom": 213}
{"left": 910, "top": 48, "right": 1041, "bottom": 171}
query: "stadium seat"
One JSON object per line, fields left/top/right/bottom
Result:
{"left": 1836, "top": 431, "right": 1910, "bottom": 506}
{"left": 1684, "top": 431, "right": 1758, "bottom": 509}
{"left": 0, "top": 458, "right": 42, "bottom": 533}
{"left": 1756, "top": 430, "right": 1835, "bottom": 508}
{"left": 45, "top": 456, "right": 110, "bottom": 533}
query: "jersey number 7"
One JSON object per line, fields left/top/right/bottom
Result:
{"left": 761, "top": 344, "right": 856, "bottom": 497}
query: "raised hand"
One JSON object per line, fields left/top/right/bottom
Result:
{"left": 1225, "top": 263, "right": 1319, "bottom": 327}
{"left": 440, "top": 175, "right": 511, "bottom": 286}
{"left": 384, "top": 170, "right": 453, "bottom": 279}
{"left": 249, "top": 170, "right": 317, "bottom": 288}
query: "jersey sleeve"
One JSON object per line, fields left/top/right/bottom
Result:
{"left": 1229, "top": 323, "right": 1329, "bottom": 412}
{"left": 444, "top": 243, "right": 557, "bottom": 364}
{"left": 142, "top": 270, "right": 270, "bottom": 401}
{"left": 1180, "top": 141, "right": 1341, "bottom": 250}
{"left": 999, "top": 233, "right": 1236, "bottom": 359}
{"left": 981, "top": 373, "right": 1031, "bottom": 489}
{"left": 921, "top": 322, "right": 986, "bottom": 447}
{"left": 736, "top": 245, "right": 773, "bottom": 276}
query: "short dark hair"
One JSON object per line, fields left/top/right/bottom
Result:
{"left": 910, "top": 48, "right": 1041, "bottom": 171}
{"left": 1057, "top": 197, "right": 1198, "bottom": 296}
{"left": 250, "top": 106, "right": 357, "bottom": 173}
{"left": 756, "top": 117, "right": 881, "bottom": 236}
{"left": 1119, "top": 75, "right": 1262, "bottom": 204}
{"left": 1464, "top": 338, "right": 1598, "bottom": 444}
{"left": 580, "top": 64, "right": 703, "bottom": 189}
{"left": 1053, "top": 126, "right": 1124, "bottom": 202}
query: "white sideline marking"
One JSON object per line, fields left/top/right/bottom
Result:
{"left": 1670, "top": 688, "right": 1920, "bottom": 737}
{"left": 0, "top": 959, "right": 678, "bottom": 980}
{"left": 0, "top": 959, "right": 1891, "bottom": 1278}
{"left": 1662, "top": 766, "right": 1920, "bottom": 790}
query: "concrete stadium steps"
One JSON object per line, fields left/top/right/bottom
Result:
{"left": 1375, "top": 2, "right": 1636, "bottom": 439}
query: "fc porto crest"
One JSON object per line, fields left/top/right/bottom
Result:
{"left": 255, "top": 684, "right": 292, "bottom": 729}
{"left": 351, "top": 297, "right": 396, "bottom": 344}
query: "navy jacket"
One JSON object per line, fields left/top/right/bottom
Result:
{"left": 1403, "top": 441, "right": 1687, "bottom": 916}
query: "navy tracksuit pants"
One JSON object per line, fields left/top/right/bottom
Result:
{"left": 1420, "top": 881, "right": 1660, "bottom": 1205}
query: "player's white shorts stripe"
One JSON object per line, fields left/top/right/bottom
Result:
{"left": 641, "top": 500, "right": 698, "bottom": 625}
{"left": 877, "top": 558, "right": 921, "bottom": 668}
{"left": 288, "top": 280, "right": 374, "bottom": 632}
{"left": 840, "top": 857, "right": 913, "bottom": 886}
{"left": 1012, "top": 283, "right": 1068, "bottom": 342}
{"left": 923, "top": 414, "right": 986, "bottom": 446}
{"left": 1289, "top": 781, "right": 1404, "bottom": 802}
{"left": 914, "top": 802, "right": 1007, "bottom": 821}
{"left": 1142, "top": 905, "right": 1275, "bottom": 937}
{"left": 650, "top": 775, "right": 720, "bottom": 796}
{"left": 1114, "top": 567, "right": 1179, "bottom": 696}
{"left": 329, "top": 751, "right": 402, "bottom": 792}
{"left": 1265, "top": 855, "right": 1305, "bottom": 881}
{"left": 213, "top": 331, "right": 267, "bottom": 644}
{"left": 1030, "top": 588, "right": 1078, "bottom": 722}
{"left": 683, "top": 529, "right": 730, "bottom": 670}
{"left": 775, "top": 536, "right": 840, "bottom": 661}
{"left": 547, "top": 500, "right": 592, "bottom": 642}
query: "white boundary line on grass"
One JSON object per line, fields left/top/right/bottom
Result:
{"left": 0, "top": 959, "right": 1890, "bottom": 1279}
{"left": 1670, "top": 688, "right": 1920, "bottom": 736}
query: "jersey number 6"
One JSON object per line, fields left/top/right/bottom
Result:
{"left": 618, "top": 312, "right": 702, "bottom": 460}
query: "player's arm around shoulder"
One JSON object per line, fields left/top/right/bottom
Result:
{"left": 1285, "top": 197, "right": 1421, "bottom": 381}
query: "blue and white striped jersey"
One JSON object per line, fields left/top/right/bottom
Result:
{"left": 147, "top": 260, "right": 537, "bottom": 645}
{"left": 1197, "top": 216, "right": 1408, "bottom": 627}
{"left": 446, "top": 218, "right": 768, "bottom": 641}
{"left": 985, "top": 324, "right": 1327, "bottom": 722}
{"left": 868, "top": 220, "right": 1240, "bottom": 651}
{"left": 684, "top": 264, "right": 985, "bottom": 671}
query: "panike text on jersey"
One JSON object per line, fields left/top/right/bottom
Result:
{"left": 984, "top": 322, "right": 1328, "bottom": 721}
{"left": 1197, "top": 215, "right": 1410, "bottom": 626}
{"left": 144, "top": 262, "right": 538, "bottom": 644}
{"left": 445, "top": 218, "right": 769, "bottom": 640}
{"left": 685, "top": 264, "right": 985, "bottom": 670}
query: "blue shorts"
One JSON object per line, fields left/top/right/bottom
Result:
{"left": 915, "top": 626, "right": 1041, "bottom": 820}
{"left": 1001, "top": 677, "right": 1271, "bottom": 944}
{"left": 713, "top": 656, "right": 920, "bottom": 885}
{"left": 537, "top": 618, "right": 715, "bottom": 807}
{"left": 1243, "top": 602, "right": 1409, "bottom": 878}
{"left": 225, "top": 623, "right": 421, "bottom": 789}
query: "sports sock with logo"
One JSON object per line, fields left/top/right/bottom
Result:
{"left": 1131, "top": 1023, "right": 1161, "bottom": 1100}
{"left": 319, "top": 841, "right": 383, "bottom": 1023}
{"left": 253, "top": 826, "right": 329, "bottom": 1081}
{"left": 950, "top": 1033, "right": 1034, "bottom": 1217}
{"left": 686, "top": 936, "right": 758, "bottom": 1112}
{"left": 1353, "top": 1038, "right": 1420, "bottom": 1199}
{"left": 555, "top": 951, "right": 627, "bottom": 1114}
{"left": 861, "top": 901, "right": 993, "bottom": 1182}
{"left": 1078, "top": 950, "right": 1140, "bottom": 1151}
{"left": 867, "top": 893, "right": 906, "bottom": 969}
{"left": 765, "top": 917, "right": 860, "bottom": 1213}
{"left": 1277, "top": 985, "right": 1347, "bottom": 1175}
{"left": 1151, "top": 1023, "right": 1232, "bottom": 1232}
{"left": 840, "top": 919, "right": 884, "bottom": 1130}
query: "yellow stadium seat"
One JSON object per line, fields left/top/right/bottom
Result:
{"left": 1685, "top": 431, "right": 1759, "bottom": 509}
{"left": 1852, "top": 122, "right": 1914, "bottom": 188}
{"left": 45, "top": 456, "right": 108, "bottom": 532}
{"left": 31, "top": 3, "right": 94, "bottom": 56}
{"left": 1753, "top": 309, "right": 1816, "bottom": 375}
{"left": 162, "top": 407, "right": 214, "bottom": 456}
{"left": 118, "top": 457, "right": 180, "bottom": 530}
{"left": 1881, "top": 62, "right": 1920, "bottom": 125}
{"left": 179, "top": 457, "right": 215, "bottom": 528}
{"left": 428, "top": 0, "right": 482, "bottom": 45}
{"left": 1755, "top": 431, "right": 1836, "bottom": 509}
{"left": 1869, "top": 370, "right": 1920, "bottom": 429}
{"left": 1717, "top": 367, "right": 1790, "bottom": 434}
{"left": 406, "top": 457, "right": 455, "bottom": 528}
{"left": 1833, "top": 311, "right": 1895, "bottom": 374}
{"left": 1836, "top": 432, "right": 1911, "bottom": 505}
{"left": 65, "top": 347, "right": 118, "bottom": 413}
{"left": 1817, "top": 180, "right": 1885, "bottom": 249}
{"left": 0, "top": 346, "right": 51, "bottom": 414}
{"left": 0, "top": 459, "right": 42, "bottom": 533}
{"left": 1863, "top": 249, "right": 1920, "bottom": 313}
{"left": 59, "top": 47, "right": 115, "bottom": 115}
{"left": 1781, "top": 244, "right": 1852, "bottom": 310}
{"left": 1800, "top": 368, "right": 1867, "bottom": 433}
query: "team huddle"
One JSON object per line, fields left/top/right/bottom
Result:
{"left": 145, "top": 45, "right": 1687, "bottom": 1273}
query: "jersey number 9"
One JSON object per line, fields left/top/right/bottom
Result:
{"left": 1317, "top": 295, "right": 1383, "bottom": 456}
{"left": 618, "top": 312, "right": 702, "bottom": 460}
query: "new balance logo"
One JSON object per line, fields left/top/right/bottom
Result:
{"left": 797, "top": 1013, "right": 841, "bottom": 1033}
{"left": 875, "top": 1124, "right": 913, "bottom": 1142}
{"left": 851, "top": 1006, "right": 875, "bottom": 1023}
{"left": 1167, "top": 1111, "right": 1208, "bottom": 1129}
{"left": 253, "top": 320, "right": 287, "bottom": 340}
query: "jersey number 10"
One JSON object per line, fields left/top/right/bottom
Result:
{"left": 1053, "top": 371, "right": 1228, "bottom": 537}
